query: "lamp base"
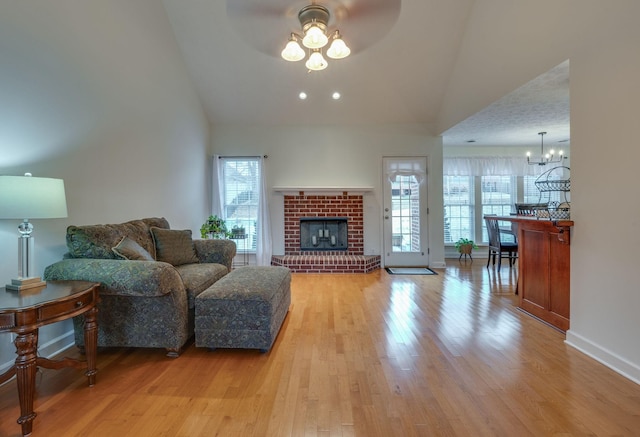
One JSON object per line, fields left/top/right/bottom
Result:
{"left": 5, "top": 277, "right": 47, "bottom": 292}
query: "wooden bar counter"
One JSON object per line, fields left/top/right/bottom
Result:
{"left": 486, "top": 215, "right": 574, "bottom": 332}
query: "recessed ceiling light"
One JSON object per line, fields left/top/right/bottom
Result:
{"left": 299, "top": 92, "right": 307, "bottom": 100}
{"left": 332, "top": 92, "right": 341, "bottom": 100}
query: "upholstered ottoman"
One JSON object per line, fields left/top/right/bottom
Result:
{"left": 195, "top": 266, "right": 291, "bottom": 352}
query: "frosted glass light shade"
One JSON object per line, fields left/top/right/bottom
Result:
{"left": 281, "top": 37, "right": 305, "bottom": 62}
{"left": 302, "top": 25, "right": 328, "bottom": 49}
{"left": 0, "top": 175, "right": 68, "bottom": 219}
{"left": 305, "top": 50, "right": 328, "bottom": 71}
{"left": 327, "top": 34, "right": 350, "bottom": 59}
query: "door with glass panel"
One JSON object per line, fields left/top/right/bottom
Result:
{"left": 383, "top": 157, "right": 428, "bottom": 267}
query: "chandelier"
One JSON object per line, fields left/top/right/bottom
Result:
{"left": 280, "top": 4, "right": 351, "bottom": 71}
{"left": 526, "top": 132, "right": 566, "bottom": 166}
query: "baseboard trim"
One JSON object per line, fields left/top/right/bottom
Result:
{"left": 565, "top": 329, "right": 640, "bottom": 385}
{"left": 0, "top": 330, "right": 75, "bottom": 386}
{"left": 38, "top": 330, "right": 76, "bottom": 359}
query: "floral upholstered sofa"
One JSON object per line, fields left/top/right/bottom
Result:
{"left": 43, "top": 217, "right": 236, "bottom": 357}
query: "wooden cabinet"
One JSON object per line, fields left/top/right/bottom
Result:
{"left": 487, "top": 216, "right": 573, "bottom": 331}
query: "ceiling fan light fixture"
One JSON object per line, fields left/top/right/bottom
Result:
{"left": 282, "top": 3, "right": 350, "bottom": 72}
{"left": 281, "top": 34, "right": 305, "bottom": 61}
{"left": 326, "top": 31, "right": 350, "bottom": 59}
{"left": 305, "top": 50, "right": 328, "bottom": 71}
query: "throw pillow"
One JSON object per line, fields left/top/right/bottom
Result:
{"left": 112, "top": 236, "right": 155, "bottom": 261}
{"left": 150, "top": 227, "right": 199, "bottom": 266}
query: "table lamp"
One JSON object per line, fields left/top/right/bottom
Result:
{"left": 0, "top": 173, "right": 68, "bottom": 291}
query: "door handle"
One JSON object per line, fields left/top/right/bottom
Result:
{"left": 384, "top": 215, "right": 389, "bottom": 219}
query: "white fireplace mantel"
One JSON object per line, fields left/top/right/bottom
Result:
{"left": 273, "top": 186, "right": 374, "bottom": 196}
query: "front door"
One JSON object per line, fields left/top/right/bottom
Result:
{"left": 382, "top": 157, "right": 429, "bottom": 267}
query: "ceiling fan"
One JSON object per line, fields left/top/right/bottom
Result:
{"left": 226, "top": 0, "right": 401, "bottom": 58}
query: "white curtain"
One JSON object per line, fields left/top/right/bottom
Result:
{"left": 212, "top": 155, "right": 224, "bottom": 217}
{"left": 443, "top": 156, "right": 546, "bottom": 176}
{"left": 386, "top": 157, "right": 427, "bottom": 183}
{"left": 256, "top": 156, "right": 272, "bottom": 266}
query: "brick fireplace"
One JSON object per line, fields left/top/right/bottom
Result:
{"left": 271, "top": 190, "right": 380, "bottom": 273}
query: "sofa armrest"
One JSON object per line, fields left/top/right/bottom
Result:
{"left": 43, "top": 258, "right": 185, "bottom": 298}
{"left": 193, "top": 239, "right": 236, "bottom": 271}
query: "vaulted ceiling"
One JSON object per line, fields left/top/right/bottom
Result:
{"left": 161, "top": 1, "right": 569, "bottom": 148}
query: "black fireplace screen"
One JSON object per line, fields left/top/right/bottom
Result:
{"left": 300, "top": 217, "right": 348, "bottom": 251}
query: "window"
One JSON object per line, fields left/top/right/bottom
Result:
{"left": 390, "top": 175, "right": 421, "bottom": 252}
{"left": 443, "top": 156, "right": 562, "bottom": 245}
{"left": 444, "top": 174, "right": 527, "bottom": 244}
{"left": 480, "top": 176, "right": 515, "bottom": 242}
{"left": 444, "top": 176, "right": 474, "bottom": 244}
{"left": 523, "top": 175, "right": 541, "bottom": 203}
{"left": 219, "top": 157, "right": 261, "bottom": 252}
{"left": 524, "top": 175, "right": 563, "bottom": 205}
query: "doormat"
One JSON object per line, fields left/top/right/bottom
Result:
{"left": 385, "top": 267, "right": 437, "bottom": 275}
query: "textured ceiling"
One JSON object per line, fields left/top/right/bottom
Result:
{"left": 442, "top": 60, "right": 570, "bottom": 148}
{"left": 162, "top": 0, "right": 569, "bottom": 148}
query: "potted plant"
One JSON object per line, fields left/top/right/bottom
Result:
{"left": 200, "top": 215, "right": 228, "bottom": 239}
{"left": 231, "top": 224, "right": 246, "bottom": 238}
{"left": 455, "top": 237, "right": 478, "bottom": 261}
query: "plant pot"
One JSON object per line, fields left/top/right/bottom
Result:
{"left": 458, "top": 243, "right": 474, "bottom": 261}
{"left": 458, "top": 244, "right": 473, "bottom": 255}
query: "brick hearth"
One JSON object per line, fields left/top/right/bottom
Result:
{"left": 271, "top": 191, "right": 380, "bottom": 273}
{"left": 271, "top": 254, "right": 380, "bottom": 273}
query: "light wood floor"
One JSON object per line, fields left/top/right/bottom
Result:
{"left": 1, "top": 262, "right": 639, "bottom": 437}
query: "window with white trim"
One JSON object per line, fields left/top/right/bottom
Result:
{"left": 480, "top": 175, "right": 516, "bottom": 242}
{"left": 219, "top": 157, "right": 261, "bottom": 252}
{"left": 445, "top": 175, "right": 524, "bottom": 244}
{"left": 443, "top": 176, "right": 474, "bottom": 244}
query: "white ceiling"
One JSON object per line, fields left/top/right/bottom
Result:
{"left": 162, "top": 0, "right": 569, "bottom": 148}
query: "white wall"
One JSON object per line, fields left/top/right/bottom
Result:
{"left": 567, "top": 4, "right": 640, "bottom": 384}
{"left": 211, "top": 124, "right": 445, "bottom": 267}
{"left": 0, "top": 1, "right": 209, "bottom": 373}
{"left": 440, "top": 0, "right": 640, "bottom": 383}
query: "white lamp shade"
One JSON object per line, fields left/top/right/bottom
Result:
{"left": 302, "top": 25, "right": 328, "bottom": 49}
{"left": 305, "top": 51, "right": 328, "bottom": 71}
{"left": 327, "top": 37, "right": 350, "bottom": 59}
{"left": 281, "top": 39, "right": 305, "bottom": 62}
{"left": 0, "top": 175, "right": 68, "bottom": 219}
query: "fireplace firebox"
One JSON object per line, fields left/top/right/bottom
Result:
{"left": 300, "top": 217, "right": 348, "bottom": 251}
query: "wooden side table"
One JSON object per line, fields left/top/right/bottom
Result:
{"left": 0, "top": 280, "right": 100, "bottom": 437}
